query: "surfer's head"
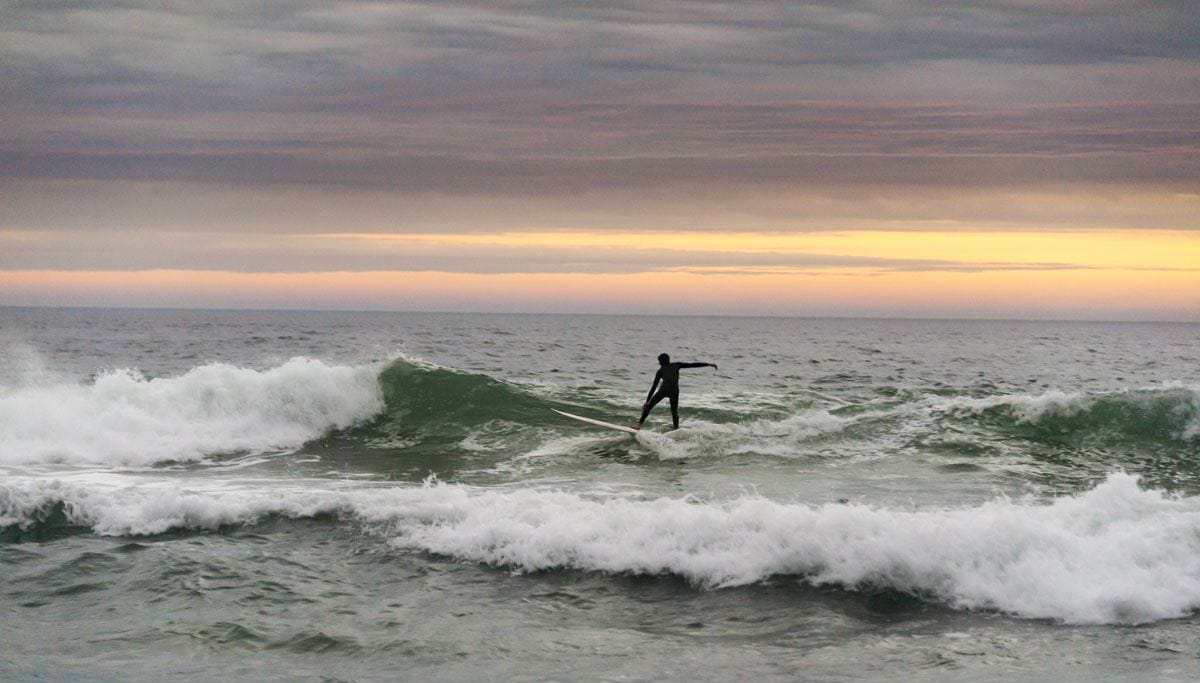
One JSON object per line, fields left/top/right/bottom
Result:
{"left": 658, "top": 353, "right": 670, "bottom": 366}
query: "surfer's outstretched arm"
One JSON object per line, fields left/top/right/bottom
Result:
{"left": 679, "top": 361, "right": 718, "bottom": 370}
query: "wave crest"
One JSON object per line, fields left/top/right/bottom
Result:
{"left": 372, "top": 473, "right": 1200, "bottom": 625}
{"left": 0, "top": 358, "right": 384, "bottom": 466}
{"left": 6, "top": 472, "right": 1198, "bottom": 625}
{"left": 935, "top": 386, "right": 1200, "bottom": 445}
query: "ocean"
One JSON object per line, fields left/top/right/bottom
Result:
{"left": 1, "top": 307, "right": 1198, "bottom": 681}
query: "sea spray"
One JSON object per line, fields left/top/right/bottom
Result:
{"left": 371, "top": 473, "right": 1200, "bottom": 625}
{"left": 0, "top": 357, "right": 384, "bottom": 465}
{"left": 5, "top": 471, "right": 1198, "bottom": 625}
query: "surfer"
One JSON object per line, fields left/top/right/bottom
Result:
{"left": 635, "top": 353, "right": 717, "bottom": 431}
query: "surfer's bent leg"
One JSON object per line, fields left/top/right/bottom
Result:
{"left": 639, "top": 389, "right": 669, "bottom": 425}
{"left": 668, "top": 391, "right": 679, "bottom": 429}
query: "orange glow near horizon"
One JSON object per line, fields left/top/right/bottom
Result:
{"left": 2, "top": 228, "right": 1198, "bottom": 319}
{"left": 317, "top": 229, "right": 1200, "bottom": 272}
{"left": 2, "top": 263, "right": 1198, "bottom": 319}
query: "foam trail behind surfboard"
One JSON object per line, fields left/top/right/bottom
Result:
{"left": 802, "top": 388, "right": 852, "bottom": 405}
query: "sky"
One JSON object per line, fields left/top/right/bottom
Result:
{"left": 2, "top": 1, "right": 1198, "bottom": 319}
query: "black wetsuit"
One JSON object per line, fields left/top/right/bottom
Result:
{"left": 639, "top": 362, "right": 709, "bottom": 429}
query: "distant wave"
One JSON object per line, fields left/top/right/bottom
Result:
{"left": 633, "top": 384, "right": 1200, "bottom": 461}
{"left": 0, "top": 357, "right": 383, "bottom": 466}
{"left": 3, "top": 352, "right": 1195, "bottom": 467}
{"left": 931, "top": 385, "right": 1200, "bottom": 445}
{"left": 4, "top": 472, "right": 1199, "bottom": 625}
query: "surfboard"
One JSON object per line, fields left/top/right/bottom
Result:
{"left": 552, "top": 408, "right": 639, "bottom": 434}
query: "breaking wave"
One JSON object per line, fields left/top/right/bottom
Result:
{"left": 3, "top": 472, "right": 1198, "bottom": 626}
{"left": 933, "top": 385, "right": 1200, "bottom": 445}
{"left": 2, "top": 352, "right": 1195, "bottom": 468}
{"left": 0, "top": 358, "right": 384, "bottom": 466}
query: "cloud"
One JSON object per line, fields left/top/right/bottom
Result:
{"left": 1, "top": 2, "right": 1197, "bottom": 238}
{"left": 4, "top": 178, "right": 1199, "bottom": 240}
{"left": 3, "top": 143, "right": 1197, "bottom": 197}
{"left": 8, "top": 3, "right": 1199, "bottom": 84}
{"left": 6, "top": 2, "right": 1199, "bottom": 112}
{"left": 3, "top": 0, "right": 1196, "bottom": 195}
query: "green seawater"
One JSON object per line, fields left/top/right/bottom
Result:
{"left": 2, "top": 308, "right": 1199, "bottom": 681}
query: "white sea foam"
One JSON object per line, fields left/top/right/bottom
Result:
{"left": 0, "top": 476, "right": 352, "bottom": 535}
{"left": 3, "top": 472, "right": 1198, "bottom": 625}
{"left": 400, "top": 474, "right": 1200, "bottom": 625}
{"left": 931, "top": 385, "right": 1200, "bottom": 429}
{"left": 634, "top": 430, "right": 690, "bottom": 459}
{"left": 0, "top": 357, "right": 384, "bottom": 466}
{"left": 481, "top": 435, "right": 612, "bottom": 476}
{"left": 458, "top": 434, "right": 492, "bottom": 452}
{"left": 931, "top": 389, "right": 1091, "bottom": 422}
{"left": 520, "top": 435, "right": 607, "bottom": 459}
{"left": 366, "top": 473, "right": 1200, "bottom": 625}
{"left": 1167, "top": 383, "right": 1200, "bottom": 441}
{"left": 632, "top": 410, "right": 867, "bottom": 460}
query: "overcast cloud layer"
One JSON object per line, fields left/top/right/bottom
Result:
{"left": 4, "top": 1, "right": 1198, "bottom": 189}
{"left": 1, "top": 1, "right": 1198, "bottom": 289}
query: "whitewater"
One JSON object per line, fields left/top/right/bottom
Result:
{"left": 2, "top": 307, "right": 1199, "bottom": 681}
